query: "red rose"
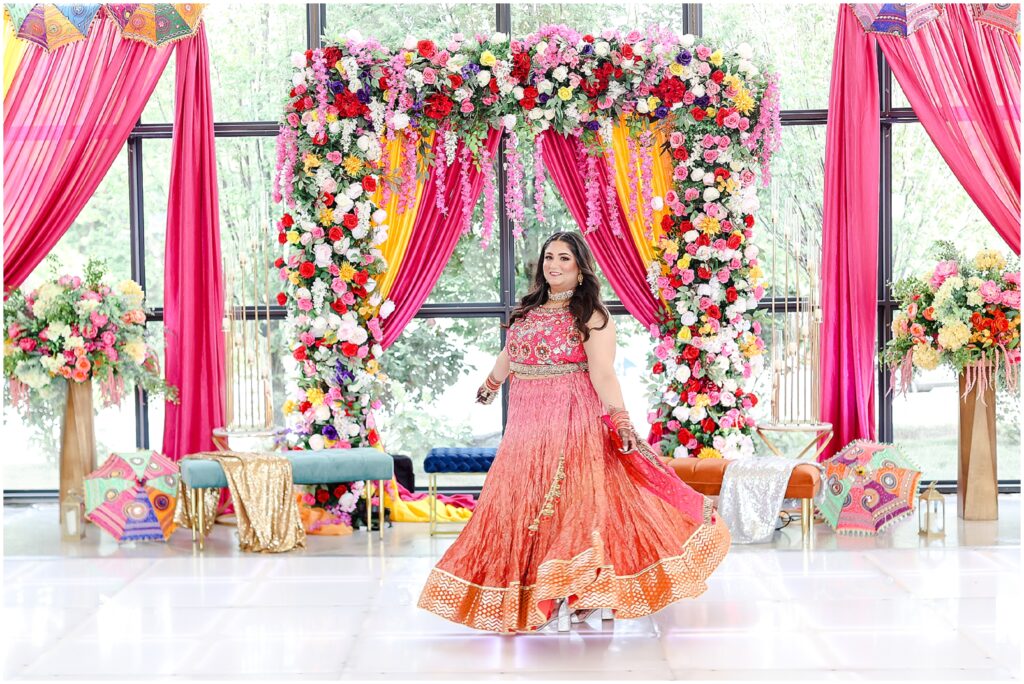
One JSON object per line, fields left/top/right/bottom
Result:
{"left": 331, "top": 299, "right": 348, "bottom": 314}
{"left": 683, "top": 345, "right": 700, "bottom": 362}
{"left": 352, "top": 285, "right": 367, "bottom": 298}
{"left": 523, "top": 85, "right": 539, "bottom": 99}
{"left": 726, "top": 233, "right": 743, "bottom": 250}
{"left": 697, "top": 266, "right": 712, "bottom": 280}
{"left": 322, "top": 192, "right": 335, "bottom": 207}
{"left": 315, "top": 489, "right": 330, "bottom": 503}
{"left": 711, "top": 70, "right": 725, "bottom": 84}
{"left": 335, "top": 90, "right": 365, "bottom": 118}
{"left": 743, "top": 215, "right": 754, "bottom": 228}
{"left": 521, "top": 98, "right": 536, "bottom": 111}
{"left": 448, "top": 73, "right": 463, "bottom": 89}
{"left": 652, "top": 76, "right": 686, "bottom": 106}
{"left": 680, "top": 220, "right": 694, "bottom": 232}
{"left": 417, "top": 39, "right": 437, "bottom": 59}
{"left": 701, "top": 417, "right": 717, "bottom": 434}
{"left": 661, "top": 214, "right": 674, "bottom": 230}
{"left": 277, "top": 231, "right": 287, "bottom": 244}
{"left": 715, "top": 107, "right": 737, "bottom": 127}
{"left": 281, "top": 214, "right": 294, "bottom": 228}
{"left": 653, "top": 361, "right": 665, "bottom": 374}
{"left": 299, "top": 262, "right": 316, "bottom": 279}
{"left": 378, "top": 76, "right": 390, "bottom": 90}
{"left": 679, "top": 428, "right": 695, "bottom": 445}
{"left": 706, "top": 305, "right": 721, "bottom": 319}
{"left": 726, "top": 287, "right": 738, "bottom": 303}
{"left": 324, "top": 46, "right": 342, "bottom": 69}
{"left": 511, "top": 52, "right": 531, "bottom": 82}
{"left": 329, "top": 227, "right": 343, "bottom": 242}
{"left": 276, "top": 292, "right": 288, "bottom": 306}
{"left": 333, "top": 484, "right": 347, "bottom": 497}
{"left": 690, "top": 107, "right": 706, "bottom": 121}
{"left": 343, "top": 213, "right": 359, "bottom": 229}
{"left": 362, "top": 176, "right": 377, "bottom": 193}
{"left": 341, "top": 342, "right": 359, "bottom": 357}
{"left": 354, "top": 270, "right": 369, "bottom": 286}
{"left": 299, "top": 401, "right": 312, "bottom": 413}
{"left": 748, "top": 394, "right": 758, "bottom": 407}
{"left": 274, "top": 258, "right": 284, "bottom": 268}
{"left": 583, "top": 34, "right": 595, "bottom": 43}
{"left": 293, "top": 345, "right": 307, "bottom": 361}
{"left": 621, "top": 44, "right": 634, "bottom": 60}
{"left": 424, "top": 93, "right": 454, "bottom": 120}
{"left": 488, "top": 78, "right": 499, "bottom": 94}
{"left": 673, "top": 146, "right": 688, "bottom": 160}
{"left": 301, "top": 96, "right": 314, "bottom": 110}
{"left": 368, "top": 429, "right": 380, "bottom": 446}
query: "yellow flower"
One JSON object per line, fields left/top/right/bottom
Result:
{"left": 937, "top": 322, "right": 971, "bottom": 351}
{"left": 705, "top": 106, "right": 716, "bottom": 117}
{"left": 698, "top": 216, "right": 721, "bottom": 235}
{"left": 303, "top": 152, "right": 321, "bottom": 176}
{"left": 678, "top": 254, "right": 692, "bottom": 270}
{"left": 319, "top": 207, "right": 335, "bottom": 226}
{"left": 323, "top": 330, "right": 337, "bottom": 345}
{"left": 723, "top": 74, "right": 742, "bottom": 91}
{"left": 366, "top": 359, "right": 380, "bottom": 374}
{"left": 282, "top": 400, "right": 296, "bottom": 415}
{"left": 693, "top": 393, "right": 711, "bottom": 409}
{"left": 404, "top": 51, "right": 413, "bottom": 65}
{"left": 698, "top": 447, "right": 723, "bottom": 459}
{"left": 974, "top": 249, "right": 1007, "bottom": 271}
{"left": 647, "top": 96, "right": 661, "bottom": 111}
{"left": 288, "top": 272, "right": 300, "bottom": 285}
{"left": 558, "top": 86, "right": 574, "bottom": 101}
{"left": 124, "top": 340, "right": 147, "bottom": 364}
{"left": 117, "top": 279, "right": 145, "bottom": 305}
{"left": 343, "top": 155, "right": 363, "bottom": 175}
{"left": 286, "top": 230, "right": 300, "bottom": 244}
{"left": 326, "top": 112, "right": 338, "bottom": 123}
{"left": 358, "top": 305, "right": 373, "bottom": 318}
{"left": 339, "top": 263, "right": 356, "bottom": 282}
{"left": 732, "top": 87, "right": 755, "bottom": 115}
{"left": 669, "top": 62, "right": 685, "bottom": 76}
{"left": 911, "top": 343, "right": 941, "bottom": 370}
{"left": 739, "top": 332, "right": 762, "bottom": 358}
{"left": 677, "top": 327, "right": 692, "bottom": 341}
{"left": 709, "top": 50, "right": 724, "bottom": 66}
{"left": 749, "top": 264, "right": 764, "bottom": 283}
{"left": 698, "top": 323, "right": 713, "bottom": 336}
{"left": 306, "top": 388, "right": 325, "bottom": 406}
{"left": 660, "top": 263, "right": 671, "bottom": 276}
{"left": 480, "top": 50, "right": 496, "bottom": 67}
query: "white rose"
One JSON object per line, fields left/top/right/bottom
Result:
{"left": 346, "top": 183, "right": 364, "bottom": 199}
{"left": 683, "top": 230, "right": 699, "bottom": 242}
{"left": 651, "top": 196, "right": 664, "bottom": 211}
{"left": 544, "top": 109, "right": 554, "bottom": 120}
{"left": 403, "top": 36, "right": 417, "bottom": 51}
{"left": 356, "top": 135, "right": 371, "bottom": 152}
{"left": 736, "top": 42, "right": 754, "bottom": 59}
{"left": 380, "top": 300, "right": 396, "bottom": 318}
{"left": 703, "top": 188, "right": 721, "bottom": 202}
{"left": 673, "top": 446, "right": 689, "bottom": 458}
{"left": 337, "top": 194, "right": 354, "bottom": 213}
{"left": 308, "top": 434, "right": 326, "bottom": 450}
{"left": 351, "top": 327, "right": 369, "bottom": 345}
{"left": 690, "top": 406, "right": 708, "bottom": 422}
{"left": 291, "top": 52, "right": 307, "bottom": 68}
{"left": 529, "top": 108, "right": 544, "bottom": 120}
{"left": 744, "top": 63, "right": 759, "bottom": 78}
{"left": 672, "top": 405, "right": 690, "bottom": 421}
{"left": 690, "top": 169, "right": 704, "bottom": 182}
{"left": 674, "top": 364, "right": 691, "bottom": 383}
{"left": 348, "top": 79, "right": 362, "bottom": 93}
{"left": 392, "top": 112, "right": 410, "bottom": 130}
{"left": 491, "top": 32, "right": 508, "bottom": 44}
{"left": 702, "top": 172, "right": 715, "bottom": 186}
{"left": 372, "top": 209, "right": 387, "bottom": 224}
{"left": 744, "top": 245, "right": 759, "bottom": 260}
{"left": 636, "top": 99, "right": 650, "bottom": 114}
{"left": 681, "top": 34, "right": 695, "bottom": 49}
{"left": 680, "top": 310, "right": 698, "bottom": 326}
{"left": 691, "top": 84, "right": 705, "bottom": 98}
{"left": 535, "top": 40, "right": 547, "bottom": 55}
{"left": 476, "top": 70, "right": 491, "bottom": 86}
{"left": 339, "top": 491, "right": 355, "bottom": 509}
{"left": 594, "top": 41, "right": 609, "bottom": 57}
{"left": 291, "top": 72, "right": 306, "bottom": 87}
{"left": 365, "top": 144, "right": 381, "bottom": 162}
{"left": 65, "top": 336, "right": 85, "bottom": 350}
{"left": 310, "top": 316, "right": 328, "bottom": 337}
{"left": 552, "top": 66, "right": 568, "bottom": 82}
{"left": 513, "top": 86, "right": 525, "bottom": 99}
{"left": 502, "top": 114, "right": 517, "bottom": 129}
{"left": 314, "top": 243, "right": 334, "bottom": 267}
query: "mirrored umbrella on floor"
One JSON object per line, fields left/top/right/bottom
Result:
{"left": 84, "top": 451, "right": 180, "bottom": 541}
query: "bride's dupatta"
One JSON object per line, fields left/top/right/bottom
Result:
{"left": 601, "top": 415, "right": 710, "bottom": 523}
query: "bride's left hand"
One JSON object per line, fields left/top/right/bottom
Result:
{"left": 617, "top": 428, "right": 637, "bottom": 453}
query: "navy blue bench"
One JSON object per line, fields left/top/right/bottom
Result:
{"left": 424, "top": 447, "right": 496, "bottom": 535}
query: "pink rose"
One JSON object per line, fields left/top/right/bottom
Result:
{"left": 300, "top": 332, "right": 315, "bottom": 346}
{"left": 1001, "top": 290, "right": 1021, "bottom": 309}
{"left": 326, "top": 151, "right": 343, "bottom": 164}
{"left": 979, "top": 280, "right": 1003, "bottom": 304}
{"left": 665, "top": 190, "right": 678, "bottom": 204}
{"left": 739, "top": 169, "right": 756, "bottom": 186}
{"left": 105, "top": 347, "right": 118, "bottom": 362}
{"left": 679, "top": 269, "right": 695, "bottom": 285}
{"left": 703, "top": 150, "right": 719, "bottom": 164}
{"left": 673, "top": 165, "right": 689, "bottom": 181}
{"left": 929, "top": 260, "right": 959, "bottom": 290}
{"left": 696, "top": 45, "right": 712, "bottom": 60}
{"left": 723, "top": 112, "right": 741, "bottom": 129}
{"left": 907, "top": 302, "right": 918, "bottom": 319}
{"left": 297, "top": 298, "right": 313, "bottom": 312}
{"left": 460, "top": 100, "right": 475, "bottom": 114}
{"left": 654, "top": 345, "right": 670, "bottom": 360}
{"left": 669, "top": 132, "right": 685, "bottom": 148}
{"left": 82, "top": 325, "right": 98, "bottom": 339}
{"left": 662, "top": 287, "right": 677, "bottom": 300}
{"left": 1003, "top": 271, "right": 1021, "bottom": 286}
{"left": 684, "top": 188, "right": 700, "bottom": 201}
{"left": 287, "top": 113, "right": 300, "bottom": 127}
{"left": 101, "top": 331, "right": 116, "bottom": 347}
{"left": 422, "top": 68, "right": 437, "bottom": 85}
{"left": 738, "top": 118, "right": 750, "bottom": 131}
{"left": 697, "top": 62, "right": 711, "bottom": 76}
{"left": 294, "top": 84, "right": 307, "bottom": 96}
{"left": 701, "top": 134, "right": 715, "bottom": 149}
{"left": 18, "top": 338, "right": 36, "bottom": 352}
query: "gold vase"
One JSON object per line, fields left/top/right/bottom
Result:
{"left": 59, "top": 379, "right": 96, "bottom": 516}
{"left": 957, "top": 368, "right": 998, "bottom": 520}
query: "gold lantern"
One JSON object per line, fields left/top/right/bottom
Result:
{"left": 918, "top": 481, "right": 945, "bottom": 539}
{"left": 60, "top": 488, "right": 86, "bottom": 541}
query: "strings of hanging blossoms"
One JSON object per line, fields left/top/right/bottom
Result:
{"left": 273, "top": 25, "right": 780, "bottom": 474}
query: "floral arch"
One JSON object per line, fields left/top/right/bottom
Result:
{"left": 273, "top": 24, "right": 781, "bottom": 469}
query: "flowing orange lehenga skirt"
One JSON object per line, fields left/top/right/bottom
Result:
{"left": 418, "top": 371, "right": 731, "bottom": 633}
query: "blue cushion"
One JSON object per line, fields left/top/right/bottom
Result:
{"left": 180, "top": 448, "right": 394, "bottom": 489}
{"left": 423, "top": 447, "right": 497, "bottom": 474}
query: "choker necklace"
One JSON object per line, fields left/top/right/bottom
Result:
{"left": 548, "top": 288, "right": 574, "bottom": 302}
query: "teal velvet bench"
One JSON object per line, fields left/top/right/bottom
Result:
{"left": 179, "top": 448, "right": 394, "bottom": 549}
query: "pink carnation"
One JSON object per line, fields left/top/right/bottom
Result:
{"left": 979, "top": 280, "right": 1003, "bottom": 304}
{"left": 1002, "top": 290, "right": 1021, "bottom": 309}
{"left": 929, "top": 260, "right": 958, "bottom": 290}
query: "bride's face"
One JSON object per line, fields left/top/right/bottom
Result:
{"left": 542, "top": 240, "right": 579, "bottom": 292}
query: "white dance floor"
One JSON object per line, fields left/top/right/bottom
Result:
{"left": 3, "top": 495, "right": 1019, "bottom": 680}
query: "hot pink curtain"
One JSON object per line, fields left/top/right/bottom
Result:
{"left": 381, "top": 127, "right": 503, "bottom": 349}
{"left": 541, "top": 131, "right": 662, "bottom": 329}
{"left": 162, "top": 24, "right": 225, "bottom": 461}
{"left": 3, "top": 14, "right": 172, "bottom": 290}
{"left": 876, "top": 4, "right": 1021, "bottom": 254}
{"left": 820, "top": 4, "right": 880, "bottom": 459}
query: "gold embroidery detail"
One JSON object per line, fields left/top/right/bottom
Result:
{"left": 527, "top": 451, "right": 566, "bottom": 534}
{"left": 510, "top": 361, "right": 589, "bottom": 377}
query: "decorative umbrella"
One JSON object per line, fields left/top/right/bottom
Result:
{"left": 819, "top": 440, "right": 922, "bottom": 535}
{"left": 104, "top": 4, "right": 204, "bottom": 47}
{"left": 9, "top": 4, "right": 102, "bottom": 52}
{"left": 969, "top": 3, "right": 1021, "bottom": 35}
{"left": 84, "top": 451, "right": 180, "bottom": 541}
{"left": 853, "top": 3, "right": 944, "bottom": 36}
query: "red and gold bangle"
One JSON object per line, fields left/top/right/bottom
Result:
{"left": 484, "top": 375, "right": 502, "bottom": 391}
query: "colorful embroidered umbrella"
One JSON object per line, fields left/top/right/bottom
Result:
{"left": 104, "top": 4, "right": 204, "bottom": 47}
{"left": 8, "top": 4, "right": 102, "bottom": 52}
{"left": 820, "top": 440, "right": 922, "bottom": 535}
{"left": 970, "top": 3, "right": 1021, "bottom": 35}
{"left": 853, "top": 3, "right": 944, "bottom": 36}
{"left": 84, "top": 451, "right": 180, "bottom": 541}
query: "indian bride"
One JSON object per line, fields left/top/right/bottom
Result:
{"left": 418, "top": 231, "right": 731, "bottom": 633}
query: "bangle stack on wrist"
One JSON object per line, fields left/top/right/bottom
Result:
{"left": 484, "top": 375, "right": 502, "bottom": 392}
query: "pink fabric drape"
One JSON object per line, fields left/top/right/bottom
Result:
{"left": 820, "top": 5, "right": 880, "bottom": 459}
{"left": 3, "top": 14, "right": 172, "bottom": 290}
{"left": 876, "top": 4, "right": 1021, "bottom": 254}
{"left": 541, "top": 131, "right": 662, "bottom": 329}
{"left": 162, "top": 24, "right": 225, "bottom": 461}
{"left": 381, "top": 127, "right": 503, "bottom": 349}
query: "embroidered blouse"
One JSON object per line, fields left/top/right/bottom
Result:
{"left": 505, "top": 307, "right": 588, "bottom": 376}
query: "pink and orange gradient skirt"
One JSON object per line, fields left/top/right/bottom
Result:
{"left": 418, "top": 371, "right": 731, "bottom": 633}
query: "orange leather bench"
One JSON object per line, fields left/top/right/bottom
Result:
{"left": 669, "top": 458, "right": 822, "bottom": 540}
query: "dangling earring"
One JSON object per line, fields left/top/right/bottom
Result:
{"left": 577, "top": 273, "right": 584, "bottom": 286}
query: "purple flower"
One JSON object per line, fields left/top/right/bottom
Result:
{"left": 538, "top": 93, "right": 551, "bottom": 104}
{"left": 585, "top": 120, "right": 601, "bottom": 131}
{"left": 677, "top": 50, "right": 692, "bottom": 65}
{"left": 654, "top": 105, "right": 669, "bottom": 119}
{"left": 580, "top": 44, "right": 594, "bottom": 56}
{"left": 321, "top": 424, "right": 339, "bottom": 441}
{"left": 328, "top": 80, "right": 346, "bottom": 94}
{"left": 695, "top": 94, "right": 710, "bottom": 108}
{"left": 461, "top": 63, "right": 481, "bottom": 78}
{"left": 356, "top": 88, "right": 371, "bottom": 104}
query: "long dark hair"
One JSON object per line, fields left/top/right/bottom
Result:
{"left": 507, "top": 231, "right": 609, "bottom": 341}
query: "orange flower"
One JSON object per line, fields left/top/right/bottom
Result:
{"left": 922, "top": 307, "right": 935, "bottom": 321}
{"left": 75, "top": 357, "right": 91, "bottom": 372}
{"left": 71, "top": 368, "right": 88, "bottom": 382}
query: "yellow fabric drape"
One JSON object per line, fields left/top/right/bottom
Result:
{"left": 3, "top": 11, "right": 27, "bottom": 100}
{"left": 382, "top": 477, "right": 473, "bottom": 523}
{"left": 608, "top": 121, "right": 675, "bottom": 267}
{"left": 373, "top": 132, "right": 430, "bottom": 299}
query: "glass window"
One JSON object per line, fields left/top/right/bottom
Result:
{"left": 702, "top": 3, "right": 837, "bottom": 111}
{"left": 141, "top": 139, "right": 172, "bottom": 308}
{"left": 891, "top": 70, "right": 913, "bottom": 109}
{"left": 615, "top": 314, "right": 659, "bottom": 436}
{"left": 425, "top": 201, "right": 501, "bottom": 304}
{"left": 376, "top": 317, "right": 502, "bottom": 486}
{"left": 326, "top": 3, "right": 494, "bottom": 46}
{"left": 512, "top": 3, "right": 684, "bottom": 34}
{"left": 891, "top": 123, "right": 1004, "bottom": 282}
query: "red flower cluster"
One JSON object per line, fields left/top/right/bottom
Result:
{"left": 425, "top": 93, "right": 454, "bottom": 119}
{"left": 335, "top": 90, "right": 366, "bottom": 118}
{"left": 651, "top": 76, "right": 687, "bottom": 106}
{"left": 519, "top": 85, "right": 538, "bottom": 110}
{"left": 510, "top": 52, "right": 531, "bottom": 82}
